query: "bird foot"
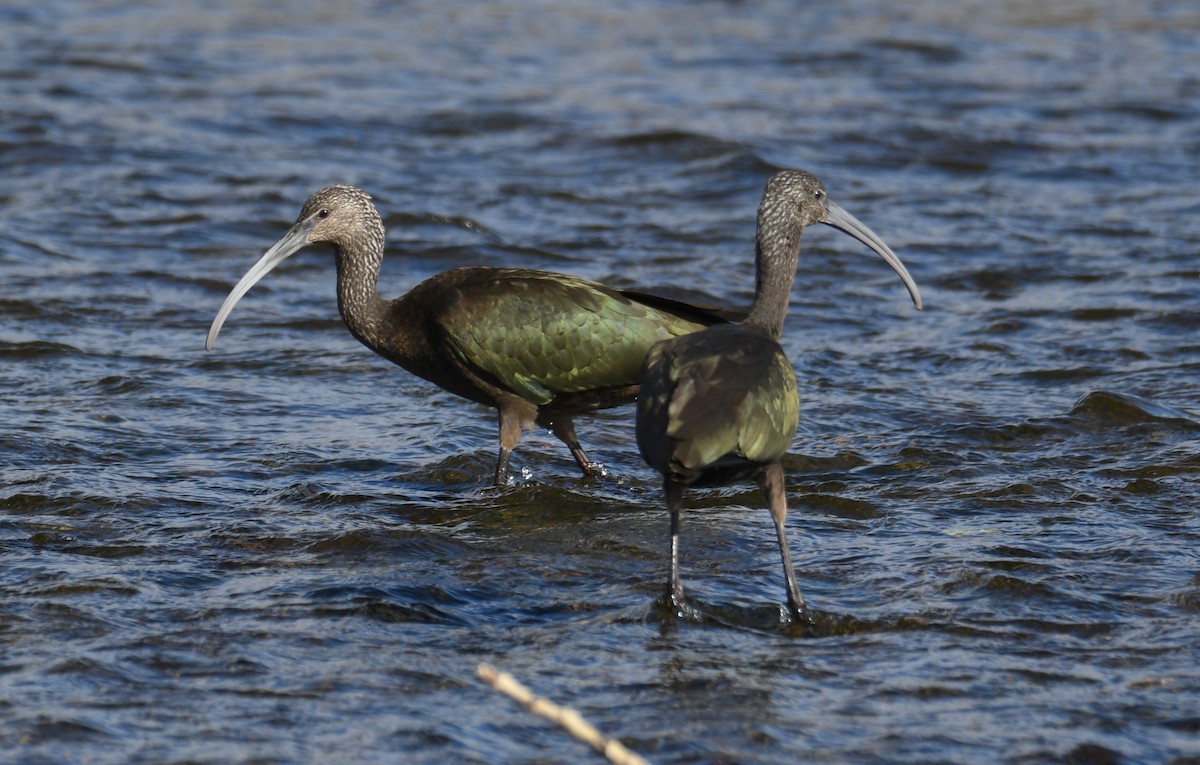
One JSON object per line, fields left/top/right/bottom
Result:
{"left": 778, "top": 602, "right": 815, "bottom": 633}
{"left": 579, "top": 461, "right": 609, "bottom": 479}
{"left": 666, "top": 591, "right": 702, "bottom": 621}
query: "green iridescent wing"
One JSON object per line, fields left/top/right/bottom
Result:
{"left": 637, "top": 326, "right": 799, "bottom": 474}
{"left": 437, "top": 271, "right": 709, "bottom": 406}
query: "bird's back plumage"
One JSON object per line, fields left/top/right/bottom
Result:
{"left": 397, "top": 267, "right": 723, "bottom": 408}
{"left": 637, "top": 324, "right": 799, "bottom": 485}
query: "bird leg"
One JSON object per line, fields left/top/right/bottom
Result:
{"left": 537, "top": 414, "right": 602, "bottom": 478}
{"left": 495, "top": 404, "right": 534, "bottom": 486}
{"left": 664, "top": 479, "right": 687, "bottom": 612}
{"left": 493, "top": 448, "right": 513, "bottom": 487}
{"left": 758, "top": 463, "right": 808, "bottom": 619}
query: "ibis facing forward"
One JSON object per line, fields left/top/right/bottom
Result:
{"left": 636, "top": 169, "right": 922, "bottom": 618}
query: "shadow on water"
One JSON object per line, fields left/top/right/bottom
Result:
{"left": 637, "top": 591, "right": 928, "bottom": 640}
{"left": 950, "top": 389, "right": 1200, "bottom": 451}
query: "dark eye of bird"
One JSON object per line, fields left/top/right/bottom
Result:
{"left": 317, "top": 208, "right": 330, "bottom": 219}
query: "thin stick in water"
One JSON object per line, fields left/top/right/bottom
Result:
{"left": 476, "top": 663, "right": 651, "bottom": 765}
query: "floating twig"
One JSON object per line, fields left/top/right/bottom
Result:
{"left": 476, "top": 663, "right": 651, "bottom": 765}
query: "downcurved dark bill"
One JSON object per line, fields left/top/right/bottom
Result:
{"left": 821, "top": 200, "right": 923, "bottom": 310}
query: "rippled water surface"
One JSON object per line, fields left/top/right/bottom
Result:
{"left": 3, "top": 1, "right": 1200, "bottom": 763}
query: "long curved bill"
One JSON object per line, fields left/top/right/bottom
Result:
{"left": 205, "top": 217, "right": 319, "bottom": 350}
{"left": 821, "top": 200, "right": 922, "bottom": 310}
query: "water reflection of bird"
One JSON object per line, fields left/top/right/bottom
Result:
{"left": 636, "top": 169, "right": 922, "bottom": 619}
{"left": 205, "top": 185, "right": 734, "bottom": 486}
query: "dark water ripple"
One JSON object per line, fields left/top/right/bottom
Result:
{"left": 3, "top": 0, "right": 1200, "bottom": 763}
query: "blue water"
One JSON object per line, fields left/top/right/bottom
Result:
{"left": 3, "top": 1, "right": 1200, "bottom": 763}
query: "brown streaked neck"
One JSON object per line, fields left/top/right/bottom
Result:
{"left": 332, "top": 211, "right": 392, "bottom": 347}
{"left": 742, "top": 220, "right": 802, "bottom": 341}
